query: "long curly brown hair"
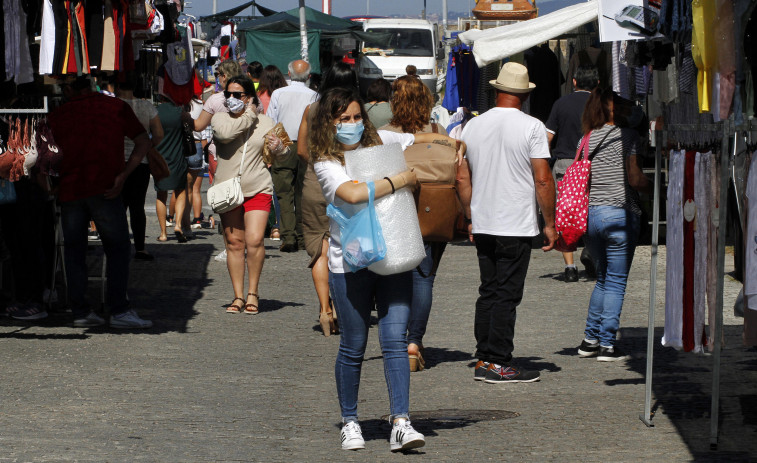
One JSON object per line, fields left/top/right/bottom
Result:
{"left": 389, "top": 75, "right": 433, "bottom": 133}
{"left": 308, "top": 87, "right": 382, "bottom": 165}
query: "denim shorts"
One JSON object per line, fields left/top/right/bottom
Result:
{"left": 187, "top": 142, "right": 204, "bottom": 170}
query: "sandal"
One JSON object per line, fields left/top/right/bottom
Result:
{"left": 226, "top": 297, "right": 244, "bottom": 314}
{"left": 244, "top": 292, "right": 259, "bottom": 315}
{"left": 408, "top": 344, "right": 425, "bottom": 372}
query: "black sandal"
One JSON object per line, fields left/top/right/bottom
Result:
{"left": 244, "top": 292, "right": 259, "bottom": 315}
{"left": 226, "top": 297, "right": 244, "bottom": 313}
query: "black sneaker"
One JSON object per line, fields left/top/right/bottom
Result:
{"left": 597, "top": 346, "right": 630, "bottom": 362}
{"left": 581, "top": 247, "right": 596, "bottom": 279}
{"left": 484, "top": 363, "right": 540, "bottom": 383}
{"left": 577, "top": 339, "right": 600, "bottom": 357}
{"left": 474, "top": 360, "right": 489, "bottom": 381}
{"left": 564, "top": 266, "right": 579, "bottom": 282}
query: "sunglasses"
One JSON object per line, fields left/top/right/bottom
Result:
{"left": 224, "top": 91, "right": 245, "bottom": 99}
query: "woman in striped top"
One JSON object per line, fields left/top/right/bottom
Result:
{"left": 576, "top": 88, "right": 652, "bottom": 362}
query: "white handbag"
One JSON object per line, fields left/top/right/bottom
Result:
{"left": 207, "top": 128, "right": 250, "bottom": 214}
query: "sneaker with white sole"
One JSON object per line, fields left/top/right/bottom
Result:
{"left": 577, "top": 339, "right": 600, "bottom": 357}
{"left": 73, "top": 311, "right": 105, "bottom": 327}
{"left": 110, "top": 309, "right": 153, "bottom": 329}
{"left": 214, "top": 249, "right": 227, "bottom": 262}
{"left": 597, "top": 346, "right": 630, "bottom": 362}
{"left": 340, "top": 421, "right": 365, "bottom": 450}
{"left": 389, "top": 419, "right": 425, "bottom": 452}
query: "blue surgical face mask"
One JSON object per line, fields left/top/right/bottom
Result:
{"left": 335, "top": 121, "right": 364, "bottom": 145}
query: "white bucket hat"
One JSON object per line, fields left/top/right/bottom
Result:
{"left": 489, "top": 62, "right": 536, "bottom": 93}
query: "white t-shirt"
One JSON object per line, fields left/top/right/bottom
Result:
{"left": 314, "top": 130, "right": 414, "bottom": 274}
{"left": 461, "top": 107, "right": 550, "bottom": 237}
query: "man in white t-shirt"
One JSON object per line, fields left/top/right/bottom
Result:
{"left": 266, "top": 60, "right": 318, "bottom": 252}
{"left": 459, "top": 62, "right": 557, "bottom": 384}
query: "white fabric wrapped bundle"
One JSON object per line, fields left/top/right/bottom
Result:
{"left": 345, "top": 143, "right": 425, "bottom": 275}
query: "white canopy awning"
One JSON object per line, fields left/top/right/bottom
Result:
{"left": 458, "top": 0, "right": 599, "bottom": 67}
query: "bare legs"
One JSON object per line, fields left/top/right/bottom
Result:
{"left": 313, "top": 239, "right": 337, "bottom": 335}
{"left": 157, "top": 189, "right": 187, "bottom": 241}
{"left": 221, "top": 207, "right": 268, "bottom": 312}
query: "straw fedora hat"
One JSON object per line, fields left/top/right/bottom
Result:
{"left": 489, "top": 62, "right": 536, "bottom": 93}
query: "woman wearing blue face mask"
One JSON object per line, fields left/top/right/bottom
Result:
{"left": 309, "top": 87, "right": 465, "bottom": 452}
{"left": 212, "top": 76, "right": 289, "bottom": 315}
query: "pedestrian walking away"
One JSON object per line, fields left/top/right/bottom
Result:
{"left": 459, "top": 62, "right": 557, "bottom": 384}
{"left": 575, "top": 88, "right": 652, "bottom": 362}
{"left": 546, "top": 65, "right": 599, "bottom": 282}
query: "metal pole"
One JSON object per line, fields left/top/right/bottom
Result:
{"left": 367, "top": 0, "right": 370, "bottom": 15}
{"left": 443, "top": 0, "right": 448, "bottom": 32}
{"left": 640, "top": 129, "right": 662, "bottom": 427}
{"left": 213, "top": 0, "right": 217, "bottom": 14}
{"left": 710, "top": 121, "right": 730, "bottom": 450}
{"left": 422, "top": 0, "right": 427, "bottom": 19}
{"left": 299, "top": 0, "right": 309, "bottom": 62}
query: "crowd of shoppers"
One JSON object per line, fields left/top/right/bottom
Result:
{"left": 16, "top": 56, "right": 651, "bottom": 454}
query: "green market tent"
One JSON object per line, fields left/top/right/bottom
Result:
{"left": 238, "top": 6, "right": 389, "bottom": 75}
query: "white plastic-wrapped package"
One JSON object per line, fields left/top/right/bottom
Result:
{"left": 344, "top": 143, "right": 425, "bottom": 275}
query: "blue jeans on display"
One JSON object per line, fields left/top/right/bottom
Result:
{"left": 473, "top": 234, "right": 532, "bottom": 366}
{"left": 408, "top": 242, "right": 446, "bottom": 346}
{"left": 61, "top": 195, "right": 132, "bottom": 319}
{"left": 329, "top": 269, "right": 412, "bottom": 423}
{"left": 584, "top": 206, "right": 640, "bottom": 347}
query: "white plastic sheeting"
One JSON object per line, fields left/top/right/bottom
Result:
{"left": 458, "top": 1, "right": 599, "bottom": 67}
{"left": 344, "top": 144, "right": 426, "bottom": 275}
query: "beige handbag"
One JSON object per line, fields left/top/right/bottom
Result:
{"left": 206, "top": 128, "right": 250, "bottom": 214}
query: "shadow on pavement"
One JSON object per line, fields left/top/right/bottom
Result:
{"left": 422, "top": 347, "right": 474, "bottom": 368}
{"left": 610, "top": 325, "right": 757, "bottom": 458}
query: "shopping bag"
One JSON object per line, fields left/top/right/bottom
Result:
{"left": 326, "top": 181, "right": 387, "bottom": 272}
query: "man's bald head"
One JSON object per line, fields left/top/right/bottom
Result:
{"left": 288, "top": 60, "right": 311, "bottom": 82}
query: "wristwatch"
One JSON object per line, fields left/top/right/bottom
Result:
{"left": 464, "top": 217, "right": 472, "bottom": 225}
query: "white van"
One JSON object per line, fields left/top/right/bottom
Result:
{"left": 358, "top": 18, "right": 440, "bottom": 97}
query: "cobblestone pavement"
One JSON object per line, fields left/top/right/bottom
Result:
{"left": 1, "top": 183, "right": 755, "bottom": 462}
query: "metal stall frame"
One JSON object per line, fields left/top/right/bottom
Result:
{"left": 638, "top": 120, "right": 738, "bottom": 450}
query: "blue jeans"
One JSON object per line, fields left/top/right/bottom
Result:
{"left": 329, "top": 269, "right": 412, "bottom": 423}
{"left": 408, "top": 242, "right": 446, "bottom": 346}
{"left": 61, "top": 195, "right": 131, "bottom": 319}
{"left": 584, "top": 206, "right": 640, "bottom": 347}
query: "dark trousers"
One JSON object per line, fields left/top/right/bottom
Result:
{"left": 473, "top": 234, "right": 532, "bottom": 365}
{"left": 271, "top": 141, "right": 306, "bottom": 246}
{"left": 61, "top": 195, "right": 131, "bottom": 318}
{"left": 121, "top": 163, "right": 151, "bottom": 252}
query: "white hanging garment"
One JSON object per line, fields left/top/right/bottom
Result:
{"left": 663, "top": 150, "right": 686, "bottom": 349}
{"left": 38, "top": 0, "right": 56, "bottom": 75}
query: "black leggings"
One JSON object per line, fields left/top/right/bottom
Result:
{"left": 122, "top": 163, "right": 151, "bottom": 252}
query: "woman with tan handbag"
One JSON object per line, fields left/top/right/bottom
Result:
{"left": 212, "top": 76, "right": 289, "bottom": 314}
{"left": 380, "top": 75, "right": 456, "bottom": 372}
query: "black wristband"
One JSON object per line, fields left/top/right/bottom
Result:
{"left": 464, "top": 217, "right": 472, "bottom": 224}
{"left": 384, "top": 176, "right": 395, "bottom": 194}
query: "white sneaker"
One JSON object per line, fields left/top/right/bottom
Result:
{"left": 214, "top": 249, "right": 227, "bottom": 262}
{"left": 389, "top": 419, "right": 425, "bottom": 452}
{"left": 73, "top": 311, "right": 105, "bottom": 327}
{"left": 340, "top": 421, "right": 365, "bottom": 451}
{"left": 110, "top": 309, "right": 153, "bottom": 329}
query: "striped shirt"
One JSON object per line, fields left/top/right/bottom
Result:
{"left": 587, "top": 124, "right": 642, "bottom": 215}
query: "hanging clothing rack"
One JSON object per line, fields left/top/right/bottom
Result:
{"left": 0, "top": 97, "right": 48, "bottom": 114}
{"left": 639, "top": 120, "right": 746, "bottom": 450}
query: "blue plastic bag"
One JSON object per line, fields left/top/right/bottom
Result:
{"left": 0, "top": 180, "right": 16, "bottom": 205}
{"left": 326, "top": 181, "right": 387, "bottom": 272}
